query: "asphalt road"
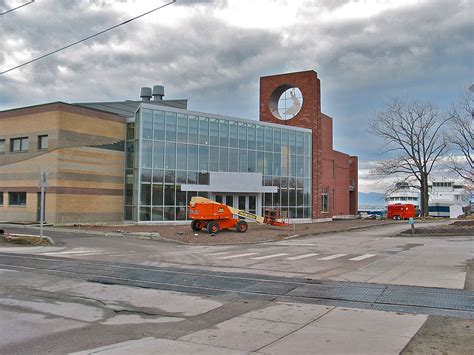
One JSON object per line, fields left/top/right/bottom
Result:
{"left": 1, "top": 222, "right": 473, "bottom": 354}
{"left": 2, "top": 222, "right": 471, "bottom": 289}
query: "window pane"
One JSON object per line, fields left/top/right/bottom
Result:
{"left": 141, "top": 140, "right": 152, "bottom": 168}
{"left": 229, "top": 148, "right": 238, "bottom": 172}
{"left": 164, "top": 184, "right": 175, "bottom": 205}
{"left": 281, "top": 129, "right": 289, "bottom": 154}
{"left": 38, "top": 135, "right": 48, "bottom": 150}
{"left": 188, "top": 115, "right": 199, "bottom": 143}
{"left": 304, "top": 133, "right": 311, "bottom": 156}
{"left": 273, "top": 128, "right": 281, "bottom": 153}
{"left": 265, "top": 127, "right": 273, "bottom": 151}
{"left": 165, "top": 112, "right": 177, "bottom": 141}
{"left": 239, "top": 149, "right": 247, "bottom": 172}
{"left": 153, "top": 110, "right": 165, "bottom": 140}
{"left": 187, "top": 171, "right": 198, "bottom": 184}
{"left": 247, "top": 150, "right": 256, "bottom": 172}
{"left": 256, "top": 125, "right": 264, "bottom": 150}
{"left": 165, "top": 170, "right": 175, "bottom": 184}
{"left": 198, "top": 145, "right": 209, "bottom": 171}
{"left": 209, "top": 118, "right": 219, "bottom": 146}
{"left": 9, "top": 192, "right": 26, "bottom": 206}
{"left": 164, "top": 142, "right": 176, "bottom": 169}
{"left": 152, "top": 184, "right": 163, "bottom": 205}
{"left": 141, "top": 169, "right": 152, "bottom": 183}
{"left": 210, "top": 146, "right": 219, "bottom": 171}
{"left": 199, "top": 116, "right": 209, "bottom": 144}
{"left": 289, "top": 130, "right": 296, "bottom": 154}
{"left": 219, "top": 120, "right": 229, "bottom": 146}
{"left": 296, "top": 131, "right": 304, "bottom": 155}
{"left": 141, "top": 109, "right": 153, "bottom": 139}
{"left": 176, "top": 170, "right": 187, "bottom": 184}
{"left": 188, "top": 144, "right": 198, "bottom": 170}
{"left": 140, "top": 207, "right": 151, "bottom": 221}
{"left": 247, "top": 124, "right": 256, "bottom": 150}
{"left": 229, "top": 121, "right": 238, "bottom": 148}
{"left": 126, "top": 122, "right": 135, "bottom": 140}
{"left": 281, "top": 154, "right": 288, "bottom": 176}
{"left": 153, "top": 141, "right": 163, "bottom": 169}
{"left": 273, "top": 153, "right": 281, "bottom": 176}
{"left": 164, "top": 207, "right": 175, "bottom": 221}
{"left": 140, "top": 184, "right": 151, "bottom": 205}
{"left": 176, "top": 186, "right": 187, "bottom": 206}
{"left": 177, "top": 144, "right": 187, "bottom": 170}
{"left": 126, "top": 141, "right": 134, "bottom": 169}
{"left": 238, "top": 122, "right": 247, "bottom": 149}
{"left": 177, "top": 114, "right": 188, "bottom": 142}
{"left": 219, "top": 147, "right": 228, "bottom": 172}
{"left": 153, "top": 169, "right": 164, "bottom": 183}
{"left": 152, "top": 207, "right": 164, "bottom": 221}
{"left": 297, "top": 156, "right": 304, "bottom": 177}
{"left": 264, "top": 152, "right": 272, "bottom": 175}
{"left": 256, "top": 151, "right": 264, "bottom": 173}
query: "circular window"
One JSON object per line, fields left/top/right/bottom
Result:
{"left": 269, "top": 85, "right": 303, "bottom": 120}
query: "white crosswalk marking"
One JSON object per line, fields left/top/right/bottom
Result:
{"left": 285, "top": 253, "right": 319, "bottom": 260}
{"left": 251, "top": 253, "right": 288, "bottom": 260}
{"left": 317, "top": 253, "right": 347, "bottom": 261}
{"left": 219, "top": 253, "right": 259, "bottom": 259}
{"left": 349, "top": 254, "right": 376, "bottom": 261}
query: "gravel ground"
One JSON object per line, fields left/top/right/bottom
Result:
{"left": 401, "top": 220, "right": 474, "bottom": 236}
{"left": 63, "top": 219, "right": 395, "bottom": 245}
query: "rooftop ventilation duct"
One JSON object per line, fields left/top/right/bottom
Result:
{"left": 140, "top": 87, "right": 152, "bottom": 101}
{"left": 153, "top": 85, "right": 165, "bottom": 101}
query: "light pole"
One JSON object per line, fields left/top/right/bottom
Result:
{"left": 39, "top": 169, "right": 49, "bottom": 239}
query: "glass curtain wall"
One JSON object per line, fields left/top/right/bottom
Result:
{"left": 127, "top": 108, "right": 312, "bottom": 221}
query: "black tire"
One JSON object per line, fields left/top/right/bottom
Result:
{"left": 236, "top": 220, "right": 248, "bottom": 233}
{"left": 207, "top": 221, "right": 220, "bottom": 234}
{"left": 191, "top": 220, "right": 202, "bottom": 231}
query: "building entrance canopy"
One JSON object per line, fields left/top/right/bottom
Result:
{"left": 181, "top": 172, "right": 277, "bottom": 193}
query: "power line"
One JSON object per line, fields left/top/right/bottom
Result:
{"left": 0, "top": 0, "right": 35, "bottom": 16}
{"left": 1, "top": 0, "right": 176, "bottom": 74}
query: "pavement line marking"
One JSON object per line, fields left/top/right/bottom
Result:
{"left": 219, "top": 253, "right": 259, "bottom": 259}
{"left": 349, "top": 254, "right": 376, "bottom": 261}
{"left": 251, "top": 253, "right": 288, "bottom": 260}
{"left": 43, "top": 250, "right": 102, "bottom": 255}
{"left": 280, "top": 243, "right": 317, "bottom": 247}
{"left": 205, "top": 252, "right": 231, "bottom": 256}
{"left": 285, "top": 253, "right": 319, "bottom": 260}
{"left": 317, "top": 253, "right": 348, "bottom": 261}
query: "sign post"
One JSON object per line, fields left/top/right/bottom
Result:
{"left": 409, "top": 217, "right": 415, "bottom": 236}
{"left": 39, "top": 169, "right": 49, "bottom": 240}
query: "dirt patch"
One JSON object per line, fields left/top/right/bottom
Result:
{"left": 1, "top": 234, "right": 53, "bottom": 246}
{"left": 400, "top": 220, "right": 474, "bottom": 236}
{"left": 401, "top": 316, "right": 473, "bottom": 355}
{"left": 62, "top": 219, "right": 394, "bottom": 245}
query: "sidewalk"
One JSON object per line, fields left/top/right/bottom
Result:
{"left": 73, "top": 302, "right": 427, "bottom": 354}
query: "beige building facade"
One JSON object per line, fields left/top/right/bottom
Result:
{"left": 0, "top": 102, "right": 125, "bottom": 223}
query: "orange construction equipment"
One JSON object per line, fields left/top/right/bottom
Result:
{"left": 188, "top": 197, "right": 288, "bottom": 234}
{"left": 387, "top": 203, "right": 416, "bottom": 220}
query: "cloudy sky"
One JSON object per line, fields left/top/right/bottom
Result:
{"left": 1, "top": 0, "right": 472, "bottom": 192}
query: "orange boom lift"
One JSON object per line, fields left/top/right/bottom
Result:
{"left": 188, "top": 197, "right": 288, "bottom": 234}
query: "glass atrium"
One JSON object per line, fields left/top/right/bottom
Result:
{"left": 125, "top": 105, "right": 312, "bottom": 222}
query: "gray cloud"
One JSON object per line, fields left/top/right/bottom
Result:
{"left": 1, "top": 0, "right": 472, "bottom": 192}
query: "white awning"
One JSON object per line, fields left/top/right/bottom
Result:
{"left": 181, "top": 172, "right": 278, "bottom": 193}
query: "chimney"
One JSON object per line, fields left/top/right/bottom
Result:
{"left": 140, "top": 87, "right": 152, "bottom": 101}
{"left": 153, "top": 85, "right": 165, "bottom": 101}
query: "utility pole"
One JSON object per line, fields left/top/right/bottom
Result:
{"left": 39, "top": 169, "right": 49, "bottom": 240}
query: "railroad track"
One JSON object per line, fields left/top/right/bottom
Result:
{"left": 1, "top": 252, "right": 473, "bottom": 319}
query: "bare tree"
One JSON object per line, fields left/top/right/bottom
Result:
{"left": 369, "top": 99, "right": 451, "bottom": 217}
{"left": 446, "top": 89, "right": 473, "bottom": 184}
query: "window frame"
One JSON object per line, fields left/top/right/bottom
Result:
{"left": 10, "top": 137, "right": 29, "bottom": 153}
{"left": 38, "top": 134, "right": 48, "bottom": 151}
{"left": 0, "top": 139, "right": 5, "bottom": 154}
{"left": 8, "top": 192, "right": 27, "bottom": 207}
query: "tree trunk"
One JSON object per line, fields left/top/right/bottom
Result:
{"left": 420, "top": 173, "right": 429, "bottom": 217}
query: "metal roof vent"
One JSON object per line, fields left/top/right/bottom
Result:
{"left": 152, "top": 85, "right": 165, "bottom": 101}
{"left": 140, "top": 87, "right": 152, "bottom": 101}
